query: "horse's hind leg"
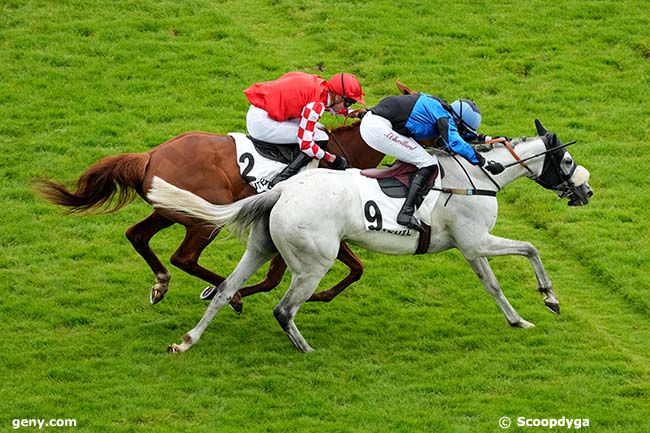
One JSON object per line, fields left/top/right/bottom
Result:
{"left": 309, "top": 242, "right": 363, "bottom": 302}
{"left": 125, "top": 211, "right": 174, "bottom": 304}
{"left": 273, "top": 238, "right": 339, "bottom": 352}
{"left": 235, "top": 241, "right": 364, "bottom": 306}
{"left": 274, "top": 273, "right": 329, "bottom": 353}
{"left": 169, "top": 218, "right": 276, "bottom": 353}
{"left": 169, "top": 247, "right": 273, "bottom": 353}
{"left": 466, "top": 257, "right": 535, "bottom": 328}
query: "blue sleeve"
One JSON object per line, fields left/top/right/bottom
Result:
{"left": 444, "top": 118, "right": 480, "bottom": 165}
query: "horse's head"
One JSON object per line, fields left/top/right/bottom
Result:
{"left": 533, "top": 120, "right": 593, "bottom": 206}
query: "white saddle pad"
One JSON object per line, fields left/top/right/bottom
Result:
{"left": 230, "top": 133, "right": 288, "bottom": 193}
{"left": 230, "top": 133, "right": 319, "bottom": 192}
{"left": 351, "top": 168, "right": 441, "bottom": 237}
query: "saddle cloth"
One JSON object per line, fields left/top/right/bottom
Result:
{"left": 230, "top": 133, "right": 315, "bottom": 193}
{"left": 350, "top": 168, "right": 442, "bottom": 237}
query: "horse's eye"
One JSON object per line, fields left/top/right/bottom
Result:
{"left": 564, "top": 158, "right": 573, "bottom": 165}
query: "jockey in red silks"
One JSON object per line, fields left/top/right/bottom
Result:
{"left": 244, "top": 71, "right": 365, "bottom": 186}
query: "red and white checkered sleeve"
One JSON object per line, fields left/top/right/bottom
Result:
{"left": 297, "top": 102, "right": 332, "bottom": 161}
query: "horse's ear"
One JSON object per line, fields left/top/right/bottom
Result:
{"left": 534, "top": 119, "right": 548, "bottom": 136}
{"left": 396, "top": 80, "right": 414, "bottom": 95}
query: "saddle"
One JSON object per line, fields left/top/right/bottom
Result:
{"left": 247, "top": 136, "right": 302, "bottom": 165}
{"left": 361, "top": 161, "right": 441, "bottom": 198}
{"left": 247, "top": 136, "right": 330, "bottom": 165}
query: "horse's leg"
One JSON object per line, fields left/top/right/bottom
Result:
{"left": 477, "top": 235, "right": 559, "bottom": 314}
{"left": 201, "top": 239, "right": 285, "bottom": 314}
{"left": 273, "top": 237, "right": 339, "bottom": 353}
{"left": 466, "top": 257, "right": 535, "bottom": 328}
{"left": 274, "top": 273, "right": 328, "bottom": 353}
{"left": 169, "top": 218, "right": 275, "bottom": 353}
{"left": 125, "top": 211, "right": 174, "bottom": 304}
{"left": 169, "top": 248, "right": 273, "bottom": 353}
{"left": 230, "top": 254, "right": 287, "bottom": 300}
{"left": 308, "top": 242, "right": 364, "bottom": 302}
{"left": 170, "top": 224, "right": 225, "bottom": 282}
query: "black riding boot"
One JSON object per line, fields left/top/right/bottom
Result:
{"left": 269, "top": 152, "right": 313, "bottom": 187}
{"left": 396, "top": 165, "right": 435, "bottom": 231}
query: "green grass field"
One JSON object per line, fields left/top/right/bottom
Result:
{"left": 1, "top": 0, "right": 649, "bottom": 432}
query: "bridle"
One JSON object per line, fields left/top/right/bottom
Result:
{"left": 445, "top": 134, "right": 577, "bottom": 200}
{"left": 533, "top": 135, "right": 578, "bottom": 194}
{"left": 485, "top": 134, "right": 578, "bottom": 193}
{"left": 442, "top": 119, "right": 590, "bottom": 206}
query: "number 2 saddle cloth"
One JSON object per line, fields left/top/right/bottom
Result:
{"left": 230, "top": 133, "right": 296, "bottom": 193}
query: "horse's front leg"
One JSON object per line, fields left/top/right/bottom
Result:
{"left": 466, "top": 257, "right": 535, "bottom": 328}
{"left": 308, "top": 242, "right": 363, "bottom": 302}
{"left": 477, "top": 235, "right": 559, "bottom": 315}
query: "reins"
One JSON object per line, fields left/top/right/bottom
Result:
{"left": 326, "top": 127, "right": 352, "bottom": 164}
{"left": 434, "top": 136, "right": 572, "bottom": 203}
{"left": 491, "top": 137, "right": 536, "bottom": 177}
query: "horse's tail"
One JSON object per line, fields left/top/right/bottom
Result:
{"left": 147, "top": 176, "right": 281, "bottom": 238}
{"left": 34, "top": 153, "right": 149, "bottom": 213}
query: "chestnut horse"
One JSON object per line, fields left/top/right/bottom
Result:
{"left": 35, "top": 123, "right": 384, "bottom": 310}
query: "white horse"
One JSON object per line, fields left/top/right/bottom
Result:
{"left": 148, "top": 121, "right": 593, "bottom": 353}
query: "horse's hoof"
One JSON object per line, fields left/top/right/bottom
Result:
{"left": 167, "top": 343, "right": 183, "bottom": 354}
{"left": 150, "top": 288, "right": 165, "bottom": 305}
{"left": 545, "top": 301, "right": 560, "bottom": 315}
{"left": 200, "top": 286, "right": 216, "bottom": 301}
{"left": 229, "top": 301, "right": 243, "bottom": 315}
{"left": 511, "top": 319, "right": 536, "bottom": 328}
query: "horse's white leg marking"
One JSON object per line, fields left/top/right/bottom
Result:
{"left": 466, "top": 257, "right": 535, "bottom": 328}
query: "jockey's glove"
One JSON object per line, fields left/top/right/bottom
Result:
{"left": 484, "top": 160, "right": 505, "bottom": 175}
{"left": 330, "top": 155, "right": 349, "bottom": 170}
{"left": 476, "top": 153, "right": 505, "bottom": 175}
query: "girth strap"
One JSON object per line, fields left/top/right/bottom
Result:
{"left": 415, "top": 223, "right": 431, "bottom": 255}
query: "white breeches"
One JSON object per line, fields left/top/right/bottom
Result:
{"left": 360, "top": 111, "right": 437, "bottom": 169}
{"left": 246, "top": 105, "right": 328, "bottom": 144}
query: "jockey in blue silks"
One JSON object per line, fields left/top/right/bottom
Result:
{"left": 359, "top": 93, "right": 504, "bottom": 232}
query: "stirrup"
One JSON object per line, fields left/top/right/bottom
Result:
{"left": 397, "top": 211, "right": 422, "bottom": 232}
